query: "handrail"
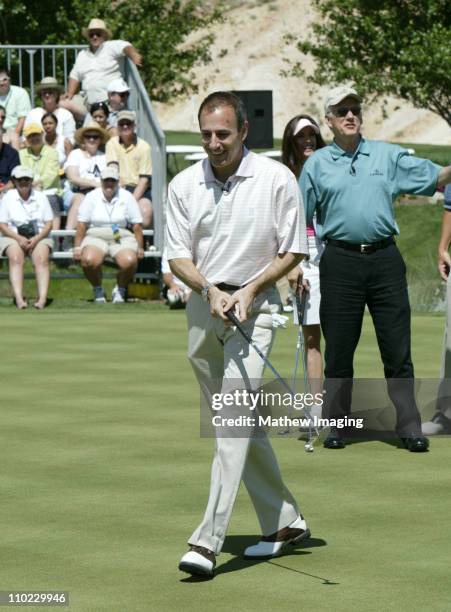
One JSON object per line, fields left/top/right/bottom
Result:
{"left": 0, "top": 44, "right": 166, "bottom": 256}
{"left": 124, "top": 59, "right": 166, "bottom": 254}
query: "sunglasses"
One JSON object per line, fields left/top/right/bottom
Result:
{"left": 333, "top": 106, "right": 361, "bottom": 117}
{"left": 84, "top": 133, "right": 101, "bottom": 140}
{"left": 0, "top": 115, "right": 5, "bottom": 121}
{"left": 88, "top": 30, "right": 104, "bottom": 38}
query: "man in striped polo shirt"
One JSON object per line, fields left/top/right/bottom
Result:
{"left": 166, "top": 91, "right": 309, "bottom": 577}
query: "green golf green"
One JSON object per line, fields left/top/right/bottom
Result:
{"left": 1, "top": 307, "right": 449, "bottom": 611}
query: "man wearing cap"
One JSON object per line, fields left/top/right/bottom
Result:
{"left": 61, "top": 18, "right": 142, "bottom": 117}
{"left": 83, "top": 78, "right": 130, "bottom": 131}
{"left": 167, "top": 91, "right": 309, "bottom": 578}
{"left": 301, "top": 84, "right": 451, "bottom": 452}
{"left": 0, "top": 106, "right": 20, "bottom": 197}
{"left": 19, "top": 123, "right": 61, "bottom": 229}
{"left": 0, "top": 67, "right": 31, "bottom": 150}
{"left": 105, "top": 110, "right": 152, "bottom": 227}
{"left": 25, "top": 77, "right": 76, "bottom": 143}
{"left": 422, "top": 184, "right": 451, "bottom": 435}
{"left": 73, "top": 164, "right": 144, "bottom": 304}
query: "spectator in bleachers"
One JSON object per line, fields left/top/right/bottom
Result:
{"left": 0, "top": 106, "right": 20, "bottom": 197}
{"left": 61, "top": 18, "right": 142, "bottom": 119}
{"left": 105, "top": 79, "right": 130, "bottom": 130}
{"left": 106, "top": 110, "right": 152, "bottom": 227}
{"left": 0, "top": 165, "right": 53, "bottom": 309}
{"left": 63, "top": 122, "right": 109, "bottom": 232}
{"left": 0, "top": 67, "right": 31, "bottom": 150}
{"left": 86, "top": 102, "right": 117, "bottom": 138}
{"left": 41, "top": 112, "right": 73, "bottom": 166}
{"left": 19, "top": 124, "right": 62, "bottom": 230}
{"left": 73, "top": 165, "right": 144, "bottom": 303}
{"left": 25, "top": 77, "right": 76, "bottom": 145}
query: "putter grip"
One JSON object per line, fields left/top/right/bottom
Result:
{"left": 225, "top": 309, "right": 240, "bottom": 326}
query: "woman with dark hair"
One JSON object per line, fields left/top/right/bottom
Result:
{"left": 282, "top": 114, "right": 326, "bottom": 414}
{"left": 41, "top": 112, "right": 72, "bottom": 166}
{"left": 89, "top": 102, "right": 116, "bottom": 136}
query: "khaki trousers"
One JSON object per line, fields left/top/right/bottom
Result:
{"left": 186, "top": 289, "right": 299, "bottom": 555}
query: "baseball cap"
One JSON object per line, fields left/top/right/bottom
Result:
{"left": 101, "top": 166, "right": 120, "bottom": 181}
{"left": 11, "top": 165, "right": 33, "bottom": 179}
{"left": 107, "top": 78, "right": 130, "bottom": 94}
{"left": 293, "top": 118, "right": 320, "bottom": 136}
{"left": 117, "top": 110, "right": 136, "bottom": 124}
{"left": 324, "top": 85, "right": 362, "bottom": 113}
{"left": 23, "top": 123, "right": 44, "bottom": 137}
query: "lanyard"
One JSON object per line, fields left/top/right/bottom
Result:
{"left": 103, "top": 198, "right": 117, "bottom": 224}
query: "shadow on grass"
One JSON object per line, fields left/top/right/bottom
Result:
{"left": 180, "top": 535, "right": 334, "bottom": 583}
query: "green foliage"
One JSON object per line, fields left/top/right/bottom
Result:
{"left": 0, "top": 0, "right": 221, "bottom": 102}
{"left": 283, "top": 0, "right": 451, "bottom": 124}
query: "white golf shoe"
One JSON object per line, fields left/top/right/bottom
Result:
{"left": 179, "top": 545, "right": 216, "bottom": 577}
{"left": 244, "top": 516, "right": 310, "bottom": 558}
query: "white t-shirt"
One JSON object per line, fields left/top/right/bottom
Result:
{"left": 69, "top": 40, "right": 129, "bottom": 104}
{"left": 0, "top": 189, "right": 53, "bottom": 232}
{"left": 78, "top": 186, "right": 142, "bottom": 227}
{"left": 25, "top": 107, "right": 76, "bottom": 143}
{"left": 64, "top": 149, "right": 106, "bottom": 188}
{"left": 166, "top": 149, "right": 308, "bottom": 286}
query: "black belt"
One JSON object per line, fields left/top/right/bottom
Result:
{"left": 326, "top": 236, "right": 394, "bottom": 254}
{"left": 216, "top": 282, "right": 245, "bottom": 291}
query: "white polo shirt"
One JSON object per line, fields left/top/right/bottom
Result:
{"left": 166, "top": 149, "right": 308, "bottom": 286}
{"left": 0, "top": 188, "right": 53, "bottom": 232}
{"left": 25, "top": 107, "right": 76, "bottom": 143}
{"left": 64, "top": 149, "right": 106, "bottom": 187}
{"left": 78, "top": 186, "right": 142, "bottom": 228}
{"left": 69, "top": 40, "right": 129, "bottom": 104}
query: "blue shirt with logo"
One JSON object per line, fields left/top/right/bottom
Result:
{"left": 300, "top": 138, "right": 441, "bottom": 243}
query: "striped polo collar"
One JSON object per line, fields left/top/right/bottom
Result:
{"left": 200, "top": 147, "right": 254, "bottom": 184}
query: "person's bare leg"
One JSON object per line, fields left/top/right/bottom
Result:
{"left": 138, "top": 198, "right": 152, "bottom": 228}
{"left": 31, "top": 243, "right": 51, "bottom": 309}
{"left": 80, "top": 246, "right": 104, "bottom": 287}
{"left": 115, "top": 249, "right": 138, "bottom": 287}
{"left": 6, "top": 243, "right": 27, "bottom": 308}
{"left": 302, "top": 324, "right": 323, "bottom": 396}
{"left": 66, "top": 194, "right": 85, "bottom": 230}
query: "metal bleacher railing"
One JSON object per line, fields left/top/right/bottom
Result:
{"left": 0, "top": 44, "right": 166, "bottom": 258}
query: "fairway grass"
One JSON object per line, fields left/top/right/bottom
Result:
{"left": 1, "top": 308, "right": 449, "bottom": 611}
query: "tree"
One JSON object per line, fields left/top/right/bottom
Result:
{"left": 283, "top": 0, "right": 451, "bottom": 125}
{"left": 0, "top": 0, "right": 221, "bottom": 102}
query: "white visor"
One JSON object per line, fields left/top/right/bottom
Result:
{"left": 293, "top": 118, "right": 320, "bottom": 136}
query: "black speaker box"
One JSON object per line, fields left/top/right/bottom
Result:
{"left": 232, "top": 90, "right": 273, "bottom": 149}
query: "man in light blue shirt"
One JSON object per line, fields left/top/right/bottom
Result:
{"left": 301, "top": 85, "right": 451, "bottom": 452}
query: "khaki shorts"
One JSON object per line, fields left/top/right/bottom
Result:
{"left": 0, "top": 236, "right": 54, "bottom": 255}
{"left": 81, "top": 227, "right": 138, "bottom": 258}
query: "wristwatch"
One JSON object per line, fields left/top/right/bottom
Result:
{"left": 201, "top": 282, "right": 214, "bottom": 303}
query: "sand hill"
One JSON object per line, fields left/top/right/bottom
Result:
{"left": 154, "top": 0, "right": 451, "bottom": 145}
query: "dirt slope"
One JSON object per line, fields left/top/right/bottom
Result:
{"left": 154, "top": 0, "right": 451, "bottom": 145}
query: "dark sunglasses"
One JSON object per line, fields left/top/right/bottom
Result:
{"left": 84, "top": 133, "right": 101, "bottom": 140}
{"left": 88, "top": 30, "right": 104, "bottom": 38}
{"left": 333, "top": 106, "right": 361, "bottom": 117}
